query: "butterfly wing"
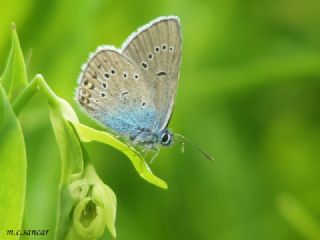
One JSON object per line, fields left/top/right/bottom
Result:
{"left": 121, "top": 16, "right": 182, "bottom": 131}
{"left": 77, "top": 48, "right": 159, "bottom": 138}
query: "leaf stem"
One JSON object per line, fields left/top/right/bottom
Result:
{"left": 12, "top": 74, "right": 60, "bottom": 115}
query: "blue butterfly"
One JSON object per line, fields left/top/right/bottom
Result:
{"left": 77, "top": 16, "right": 212, "bottom": 161}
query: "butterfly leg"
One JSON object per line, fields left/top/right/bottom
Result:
{"left": 141, "top": 147, "right": 150, "bottom": 159}
{"left": 149, "top": 147, "right": 160, "bottom": 164}
{"left": 139, "top": 145, "right": 160, "bottom": 164}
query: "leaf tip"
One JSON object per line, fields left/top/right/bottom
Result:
{"left": 35, "top": 73, "right": 44, "bottom": 80}
{"left": 162, "top": 182, "right": 168, "bottom": 190}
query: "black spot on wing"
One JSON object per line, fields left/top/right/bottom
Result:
{"left": 156, "top": 71, "right": 167, "bottom": 76}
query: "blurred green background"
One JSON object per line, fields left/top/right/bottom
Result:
{"left": 1, "top": 0, "right": 320, "bottom": 239}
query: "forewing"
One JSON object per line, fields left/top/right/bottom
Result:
{"left": 121, "top": 16, "right": 182, "bottom": 130}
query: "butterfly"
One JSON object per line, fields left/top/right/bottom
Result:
{"left": 76, "top": 16, "right": 212, "bottom": 161}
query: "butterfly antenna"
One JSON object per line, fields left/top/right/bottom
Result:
{"left": 174, "top": 133, "right": 214, "bottom": 161}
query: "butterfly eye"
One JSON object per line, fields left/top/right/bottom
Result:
{"left": 123, "top": 72, "right": 128, "bottom": 79}
{"left": 169, "top": 46, "right": 174, "bottom": 52}
{"left": 154, "top": 46, "right": 160, "bottom": 53}
{"left": 102, "top": 83, "right": 107, "bottom": 88}
{"left": 160, "top": 131, "right": 172, "bottom": 146}
{"left": 148, "top": 53, "right": 153, "bottom": 60}
{"left": 134, "top": 74, "right": 139, "bottom": 80}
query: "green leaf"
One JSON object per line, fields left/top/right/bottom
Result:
{"left": 73, "top": 122, "right": 168, "bottom": 189}
{"left": 1, "top": 23, "right": 28, "bottom": 101}
{"left": 0, "top": 85, "right": 27, "bottom": 239}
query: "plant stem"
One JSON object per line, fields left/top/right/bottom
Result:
{"left": 12, "top": 74, "right": 60, "bottom": 115}
{"left": 12, "top": 76, "right": 38, "bottom": 115}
